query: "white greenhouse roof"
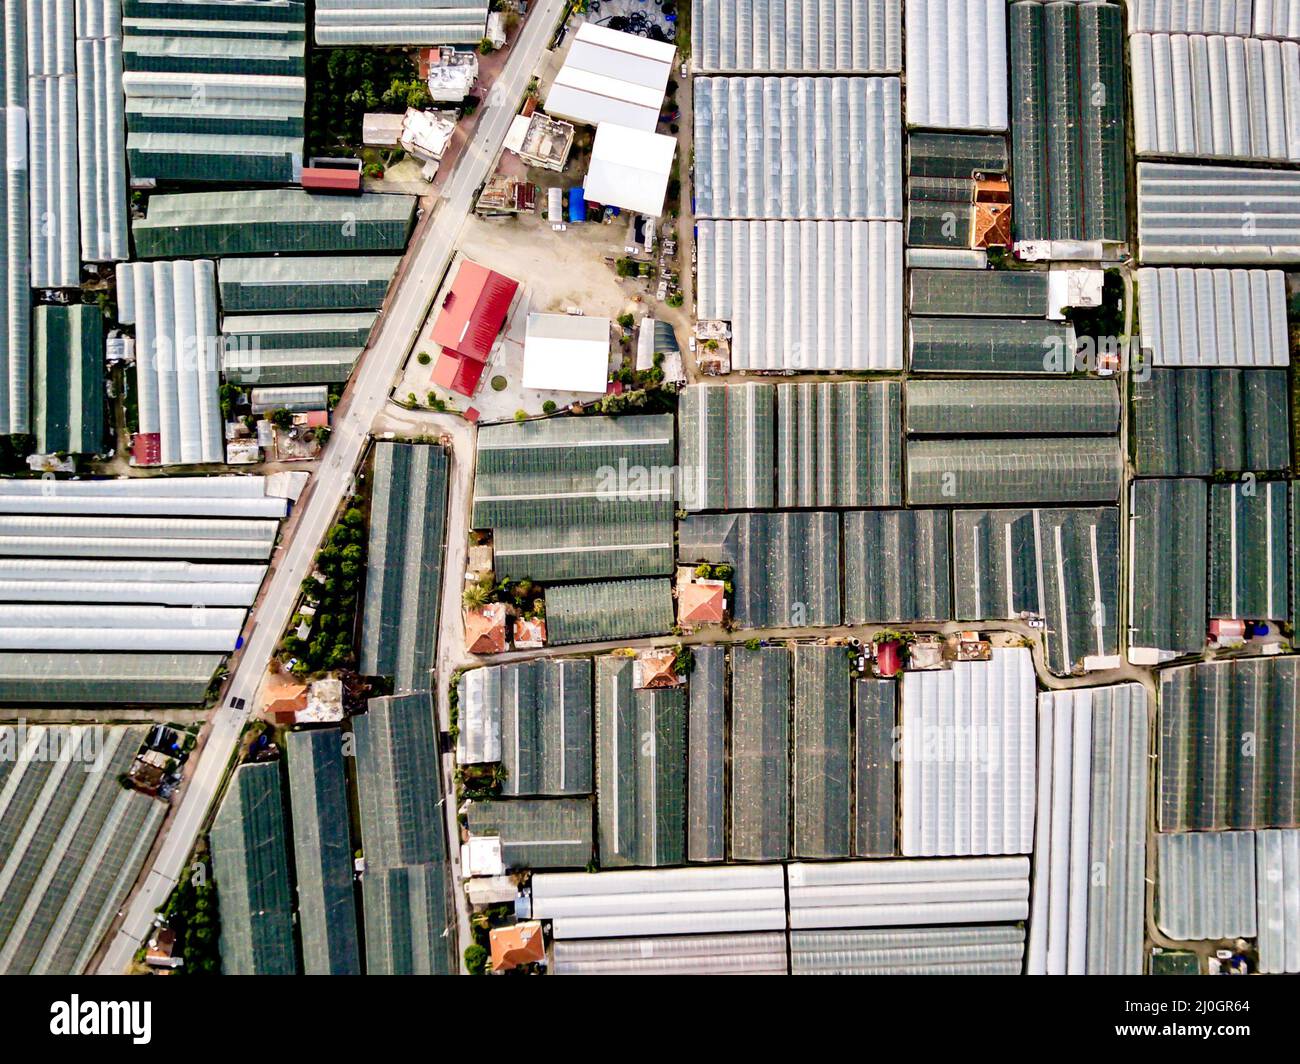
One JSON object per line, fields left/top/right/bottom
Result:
{"left": 521, "top": 313, "right": 611, "bottom": 394}
{"left": 905, "top": 0, "right": 1008, "bottom": 131}
{"left": 584, "top": 123, "right": 676, "bottom": 217}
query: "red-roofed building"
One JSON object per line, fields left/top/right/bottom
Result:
{"left": 430, "top": 260, "right": 519, "bottom": 398}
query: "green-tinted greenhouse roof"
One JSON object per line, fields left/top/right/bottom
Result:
{"left": 909, "top": 269, "right": 1050, "bottom": 317}
{"left": 905, "top": 378, "right": 1120, "bottom": 436}
{"left": 33, "top": 305, "right": 105, "bottom": 456}
{"left": 730, "top": 645, "right": 790, "bottom": 862}
{"left": 843, "top": 509, "right": 952, "bottom": 624}
{"left": 361, "top": 862, "right": 455, "bottom": 975}
{"left": 856, "top": 678, "right": 898, "bottom": 857}
{"left": 1208, "top": 481, "right": 1288, "bottom": 623}
{"left": 465, "top": 798, "right": 593, "bottom": 870}
{"left": 908, "top": 318, "right": 1076, "bottom": 374}
{"left": 218, "top": 255, "right": 401, "bottom": 313}
{"left": 0, "top": 652, "right": 222, "bottom": 705}
{"left": 499, "top": 658, "right": 594, "bottom": 797}
{"left": 1128, "top": 478, "right": 1208, "bottom": 658}
{"left": 906, "top": 438, "right": 1123, "bottom": 505}
{"left": 677, "top": 383, "right": 775, "bottom": 511}
{"left": 792, "top": 645, "right": 852, "bottom": 859}
{"left": 687, "top": 646, "right": 726, "bottom": 863}
{"left": 546, "top": 578, "right": 675, "bottom": 645}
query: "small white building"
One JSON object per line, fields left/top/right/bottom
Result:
{"left": 584, "top": 123, "right": 676, "bottom": 217}
{"left": 522, "top": 313, "right": 611, "bottom": 394}
{"left": 400, "top": 108, "right": 456, "bottom": 165}
{"left": 543, "top": 22, "right": 675, "bottom": 132}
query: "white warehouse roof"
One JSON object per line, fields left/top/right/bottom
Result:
{"left": 583, "top": 123, "right": 676, "bottom": 217}
{"left": 544, "top": 22, "right": 675, "bottom": 132}
{"left": 521, "top": 313, "right": 611, "bottom": 394}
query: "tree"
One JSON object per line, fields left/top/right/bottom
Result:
{"left": 617, "top": 312, "right": 635, "bottom": 330}
{"left": 542, "top": 400, "right": 557, "bottom": 414}
{"left": 417, "top": 351, "right": 431, "bottom": 365}
{"left": 615, "top": 257, "right": 638, "bottom": 278}
{"left": 514, "top": 409, "right": 527, "bottom": 422}
{"left": 465, "top": 943, "right": 489, "bottom": 975}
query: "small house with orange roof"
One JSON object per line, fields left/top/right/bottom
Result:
{"left": 465, "top": 602, "right": 509, "bottom": 655}
{"left": 489, "top": 921, "right": 546, "bottom": 973}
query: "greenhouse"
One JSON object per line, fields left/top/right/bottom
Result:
{"left": 687, "top": 647, "right": 727, "bottom": 863}
{"left": 1127, "top": 478, "right": 1209, "bottom": 660}
{"left": 908, "top": 317, "right": 1075, "bottom": 374}
{"left": 792, "top": 645, "right": 852, "bottom": 859}
{"left": 677, "top": 383, "right": 776, "bottom": 511}
{"left": 843, "top": 509, "right": 951, "bottom": 624}
{"left": 906, "top": 438, "right": 1123, "bottom": 505}
{"left": 218, "top": 256, "right": 401, "bottom": 314}
{"left": 465, "top": 798, "right": 594, "bottom": 871}
{"left": 905, "top": 378, "right": 1120, "bottom": 436}
{"left": 731, "top": 645, "right": 791, "bottom": 862}
{"left": 545, "top": 579, "right": 675, "bottom": 646}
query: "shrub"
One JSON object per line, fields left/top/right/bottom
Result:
{"left": 417, "top": 351, "right": 431, "bottom": 365}
{"left": 542, "top": 400, "right": 557, "bottom": 414}
{"left": 490, "top": 375, "right": 508, "bottom": 392}
{"left": 464, "top": 943, "right": 488, "bottom": 975}
{"left": 514, "top": 409, "right": 527, "bottom": 422}
{"left": 617, "top": 312, "right": 635, "bottom": 330}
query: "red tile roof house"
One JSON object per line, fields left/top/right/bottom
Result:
{"left": 429, "top": 260, "right": 520, "bottom": 398}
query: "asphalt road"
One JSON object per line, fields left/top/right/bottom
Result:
{"left": 97, "top": 0, "right": 568, "bottom": 974}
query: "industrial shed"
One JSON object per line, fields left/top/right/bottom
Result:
{"left": 218, "top": 256, "right": 401, "bottom": 313}
{"left": 791, "top": 925, "right": 1025, "bottom": 975}
{"left": 906, "top": 438, "right": 1123, "bottom": 506}
{"left": 314, "top": 1, "right": 488, "bottom": 47}
{"left": 1028, "top": 685, "right": 1148, "bottom": 975}
{"left": 554, "top": 932, "right": 788, "bottom": 975}
{"left": 544, "top": 22, "right": 675, "bottom": 132}
{"left": 465, "top": 798, "right": 593, "bottom": 871}
{"left": 77, "top": 0, "right": 128, "bottom": 263}
{"left": 545, "top": 578, "right": 675, "bottom": 646}
{"left": 906, "top": 132, "right": 1008, "bottom": 249}
{"left": 286, "top": 728, "right": 361, "bottom": 975}
{"left": 843, "top": 509, "right": 951, "bottom": 625}
{"left": 1130, "top": 0, "right": 1254, "bottom": 33}
{"left": 1155, "top": 831, "right": 1258, "bottom": 940}
{"left": 792, "top": 645, "right": 852, "bottom": 859}
{"left": 856, "top": 679, "right": 898, "bottom": 857}
{"left": 694, "top": 76, "right": 902, "bottom": 220}
{"left": 122, "top": 0, "right": 306, "bottom": 184}
{"left": 1128, "top": 478, "right": 1209, "bottom": 661}
{"left": 1009, "top": 0, "right": 1127, "bottom": 243}
{"left": 132, "top": 188, "right": 416, "bottom": 259}
{"left": 1136, "top": 266, "right": 1289, "bottom": 366}
{"left": 952, "top": 507, "right": 1120, "bottom": 676}
{"left": 33, "top": 304, "right": 105, "bottom": 455}
{"left": 360, "top": 443, "right": 448, "bottom": 694}
{"left": 677, "top": 383, "right": 775, "bottom": 511}
{"left": 776, "top": 381, "right": 901, "bottom": 507}
{"left": 472, "top": 414, "right": 675, "bottom": 583}
{"left": 787, "top": 857, "right": 1032, "bottom": 928}
{"left": 906, "top": 378, "right": 1120, "bottom": 436}
{"left": 595, "top": 656, "right": 688, "bottom": 868}
{"left": 584, "top": 124, "right": 676, "bottom": 218}
{"left": 905, "top": 0, "right": 1008, "bottom": 130}
{"left": 533, "top": 865, "right": 788, "bottom": 939}
{"left": 1131, "top": 32, "right": 1300, "bottom": 162}
{"left": 0, "top": 651, "right": 221, "bottom": 704}
{"left": 1208, "top": 480, "right": 1289, "bottom": 621}
{"left": 115, "top": 260, "right": 224, "bottom": 466}
{"left": 688, "top": 647, "right": 727, "bottom": 863}
{"left": 2, "top": 0, "right": 32, "bottom": 435}
{"left": 731, "top": 645, "right": 790, "bottom": 861}
{"left": 1137, "top": 162, "right": 1300, "bottom": 262}
{"left": 0, "top": 725, "right": 164, "bottom": 974}
{"left": 695, "top": 218, "right": 903, "bottom": 371}
{"left": 221, "top": 311, "right": 377, "bottom": 386}
{"left": 1131, "top": 368, "right": 1289, "bottom": 475}
{"left": 910, "top": 269, "right": 1050, "bottom": 317}
{"left": 1158, "top": 657, "right": 1300, "bottom": 831}
{"left": 692, "top": 0, "right": 903, "bottom": 73}
{"left": 679, "top": 511, "right": 841, "bottom": 629}
{"left": 908, "top": 317, "right": 1075, "bottom": 374}
{"left": 353, "top": 692, "right": 455, "bottom": 974}
{"left": 210, "top": 761, "right": 298, "bottom": 976}
{"left": 900, "top": 650, "right": 1037, "bottom": 856}
{"left": 496, "top": 658, "right": 593, "bottom": 797}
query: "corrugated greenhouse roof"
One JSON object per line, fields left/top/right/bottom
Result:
{"left": 776, "top": 381, "right": 901, "bottom": 507}
{"left": 905, "top": 0, "right": 1008, "bottom": 131}
{"left": 222, "top": 311, "right": 376, "bottom": 385}
{"left": 1009, "top": 1, "right": 1127, "bottom": 242}
{"left": 1158, "top": 656, "right": 1300, "bottom": 831}
{"left": 1255, "top": 0, "right": 1300, "bottom": 36}
{"left": 1156, "top": 830, "right": 1258, "bottom": 940}
{"left": 314, "top": 2, "right": 488, "bottom": 47}
{"left": 843, "top": 509, "right": 951, "bottom": 624}
{"left": 133, "top": 189, "right": 415, "bottom": 258}
{"left": 455, "top": 666, "right": 501, "bottom": 765}
{"left": 692, "top": 0, "right": 902, "bottom": 73}
{"left": 1136, "top": 267, "right": 1289, "bottom": 366}
{"left": 209, "top": 761, "right": 298, "bottom": 975}
{"left": 694, "top": 76, "right": 902, "bottom": 220}
{"left": 906, "top": 438, "right": 1123, "bottom": 506}
{"left": 1256, "top": 830, "right": 1300, "bottom": 974}
{"left": 906, "top": 378, "right": 1120, "bottom": 436}
{"left": 498, "top": 658, "right": 593, "bottom": 797}
{"left": 361, "top": 863, "right": 455, "bottom": 975}
{"left": 695, "top": 219, "right": 903, "bottom": 370}
{"left": 678, "top": 511, "right": 841, "bottom": 629}
{"left": 1028, "top": 685, "right": 1148, "bottom": 974}
{"left": 218, "top": 255, "right": 401, "bottom": 313}
{"left": 33, "top": 305, "right": 106, "bottom": 455}
{"left": 952, "top": 507, "right": 1120, "bottom": 676}
{"left": 1129, "top": 0, "right": 1254, "bottom": 33}
{"left": 1132, "top": 368, "right": 1290, "bottom": 475}
{"left": 1137, "top": 161, "right": 1300, "bottom": 262}
{"left": 473, "top": 414, "right": 675, "bottom": 583}
{"left": 908, "top": 317, "right": 1076, "bottom": 373}
{"left": 285, "top": 728, "right": 361, "bottom": 975}
{"left": 907, "top": 132, "right": 1007, "bottom": 248}
{"left": 730, "top": 645, "right": 790, "bottom": 862}
{"left": 677, "top": 383, "right": 776, "bottom": 511}
{"left": 360, "top": 443, "right": 449, "bottom": 694}
{"left": 1208, "top": 480, "right": 1288, "bottom": 621}
{"left": 0, "top": 651, "right": 222, "bottom": 704}
{"left": 595, "top": 656, "right": 687, "bottom": 868}
{"left": 554, "top": 932, "right": 788, "bottom": 975}
{"left": 687, "top": 646, "right": 726, "bottom": 863}
{"left": 792, "top": 645, "right": 852, "bottom": 859}
{"left": 791, "top": 925, "right": 1025, "bottom": 975}
{"left": 856, "top": 679, "right": 898, "bottom": 857}
{"left": 1128, "top": 478, "right": 1209, "bottom": 659}
{"left": 900, "top": 649, "right": 1037, "bottom": 856}
{"left": 77, "top": 20, "right": 129, "bottom": 263}
{"left": 909, "top": 269, "right": 1049, "bottom": 317}
{"left": 0, "top": 725, "right": 164, "bottom": 974}
{"left": 545, "top": 578, "right": 675, "bottom": 646}
{"left": 465, "top": 797, "right": 593, "bottom": 871}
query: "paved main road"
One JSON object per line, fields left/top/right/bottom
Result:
{"left": 98, "top": 0, "right": 568, "bottom": 974}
